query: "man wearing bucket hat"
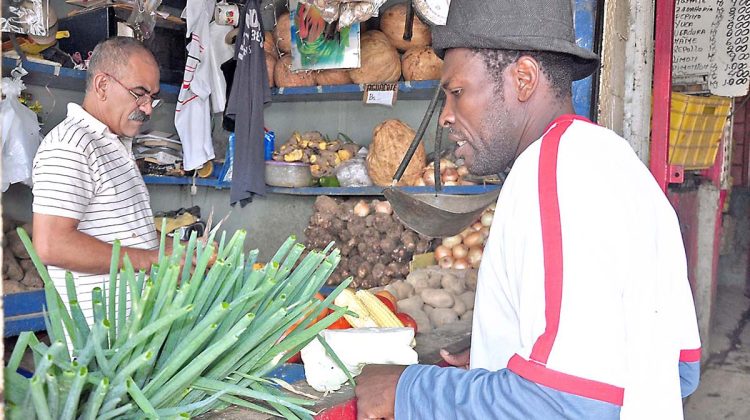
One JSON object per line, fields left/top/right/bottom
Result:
{"left": 355, "top": 0, "right": 701, "bottom": 419}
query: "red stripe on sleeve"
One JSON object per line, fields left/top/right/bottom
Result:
{"left": 680, "top": 348, "right": 701, "bottom": 362}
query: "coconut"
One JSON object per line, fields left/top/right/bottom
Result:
{"left": 274, "top": 55, "right": 315, "bottom": 87}
{"left": 265, "top": 52, "right": 277, "bottom": 87}
{"left": 263, "top": 31, "right": 278, "bottom": 57}
{"left": 274, "top": 13, "right": 292, "bottom": 54}
{"left": 366, "top": 119, "right": 426, "bottom": 186}
{"left": 379, "top": 3, "right": 432, "bottom": 51}
{"left": 401, "top": 47, "right": 443, "bottom": 81}
{"left": 314, "top": 69, "right": 353, "bottom": 86}
{"left": 348, "top": 30, "right": 401, "bottom": 84}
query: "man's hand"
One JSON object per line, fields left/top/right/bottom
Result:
{"left": 355, "top": 364, "right": 407, "bottom": 420}
{"left": 440, "top": 348, "right": 470, "bottom": 369}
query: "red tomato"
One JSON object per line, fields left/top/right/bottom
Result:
{"left": 327, "top": 316, "right": 352, "bottom": 330}
{"left": 281, "top": 292, "right": 329, "bottom": 363}
{"left": 376, "top": 294, "right": 397, "bottom": 313}
{"left": 396, "top": 312, "right": 418, "bottom": 334}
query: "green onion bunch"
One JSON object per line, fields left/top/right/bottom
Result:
{"left": 5, "top": 227, "right": 352, "bottom": 419}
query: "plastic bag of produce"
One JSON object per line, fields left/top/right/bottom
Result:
{"left": 335, "top": 147, "right": 373, "bottom": 187}
{"left": 1, "top": 75, "right": 42, "bottom": 192}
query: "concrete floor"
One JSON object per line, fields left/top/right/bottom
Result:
{"left": 684, "top": 188, "right": 750, "bottom": 419}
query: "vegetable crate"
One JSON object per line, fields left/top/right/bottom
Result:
{"left": 4, "top": 290, "right": 46, "bottom": 337}
{"left": 669, "top": 93, "right": 732, "bottom": 170}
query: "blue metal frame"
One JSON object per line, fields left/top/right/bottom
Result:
{"left": 4, "top": 290, "right": 47, "bottom": 337}
{"left": 573, "top": 0, "right": 598, "bottom": 118}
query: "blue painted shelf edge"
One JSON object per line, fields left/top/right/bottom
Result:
{"left": 142, "top": 175, "right": 502, "bottom": 196}
{"left": 2, "top": 57, "right": 438, "bottom": 100}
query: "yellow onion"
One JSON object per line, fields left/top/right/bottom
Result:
{"left": 452, "top": 257, "right": 469, "bottom": 270}
{"left": 438, "top": 255, "right": 454, "bottom": 269}
{"left": 467, "top": 246, "right": 483, "bottom": 267}
{"left": 442, "top": 234, "right": 462, "bottom": 249}
{"left": 452, "top": 244, "right": 468, "bottom": 259}
{"left": 434, "top": 245, "right": 452, "bottom": 260}
{"left": 463, "top": 231, "right": 483, "bottom": 247}
{"left": 354, "top": 200, "right": 371, "bottom": 217}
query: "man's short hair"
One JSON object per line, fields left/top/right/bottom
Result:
{"left": 470, "top": 49, "right": 575, "bottom": 100}
{"left": 85, "top": 37, "right": 155, "bottom": 91}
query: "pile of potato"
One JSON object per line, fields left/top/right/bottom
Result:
{"left": 304, "top": 196, "right": 432, "bottom": 289}
{"left": 273, "top": 131, "right": 360, "bottom": 178}
{"left": 3, "top": 220, "right": 43, "bottom": 293}
{"left": 382, "top": 267, "right": 477, "bottom": 334}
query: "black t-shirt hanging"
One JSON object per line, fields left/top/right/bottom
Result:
{"left": 225, "top": 0, "right": 271, "bottom": 205}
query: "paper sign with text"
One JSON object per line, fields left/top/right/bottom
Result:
{"left": 363, "top": 83, "right": 399, "bottom": 106}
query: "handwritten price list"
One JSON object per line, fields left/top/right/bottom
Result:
{"left": 710, "top": 0, "right": 750, "bottom": 96}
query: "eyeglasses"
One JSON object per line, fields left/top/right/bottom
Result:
{"left": 104, "top": 73, "right": 162, "bottom": 109}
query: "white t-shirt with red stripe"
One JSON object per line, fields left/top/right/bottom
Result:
{"left": 471, "top": 115, "right": 701, "bottom": 418}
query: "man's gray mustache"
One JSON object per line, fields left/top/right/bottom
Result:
{"left": 129, "top": 111, "right": 150, "bottom": 122}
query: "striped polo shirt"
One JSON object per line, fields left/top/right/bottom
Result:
{"left": 32, "top": 103, "right": 158, "bottom": 324}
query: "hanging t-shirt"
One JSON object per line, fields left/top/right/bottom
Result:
{"left": 225, "top": 0, "right": 270, "bottom": 204}
{"left": 175, "top": 0, "right": 217, "bottom": 171}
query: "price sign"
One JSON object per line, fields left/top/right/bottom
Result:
{"left": 709, "top": 0, "right": 750, "bottom": 97}
{"left": 363, "top": 83, "right": 399, "bottom": 106}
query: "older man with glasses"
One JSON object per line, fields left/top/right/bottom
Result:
{"left": 31, "top": 37, "right": 165, "bottom": 325}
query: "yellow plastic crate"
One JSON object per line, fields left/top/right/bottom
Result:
{"left": 669, "top": 93, "right": 731, "bottom": 170}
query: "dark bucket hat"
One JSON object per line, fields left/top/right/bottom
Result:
{"left": 432, "top": 0, "right": 599, "bottom": 80}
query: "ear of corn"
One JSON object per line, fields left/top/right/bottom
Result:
{"left": 6, "top": 227, "right": 349, "bottom": 419}
{"left": 333, "top": 289, "right": 404, "bottom": 329}
{"left": 356, "top": 290, "right": 404, "bottom": 328}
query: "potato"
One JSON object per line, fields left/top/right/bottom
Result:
{"left": 451, "top": 298, "right": 467, "bottom": 316}
{"left": 3, "top": 279, "right": 27, "bottom": 294}
{"left": 441, "top": 273, "right": 465, "bottom": 296}
{"left": 423, "top": 304, "right": 434, "bottom": 316}
{"left": 458, "top": 291, "right": 476, "bottom": 311}
{"left": 3, "top": 250, "right": 23, "bottom": 281}
{"left": 426, "top": 272, "right": 442, "bottom": 288}
{"left": 430, "top": 308, "right": 459, "bottom": 328}
{"left": 408, "top": 308, "right": 432, "bottom": 333}
{"left": 386, "top": 280, "right": 414, "bottom": 300}
{"left": 420, "top": 288, "right": 454, "bottom": 308}
{"left": 465, "top": 270, "right": 478, "bottom": 291}
{"left": 461, "top": 310, "right": 473, "bottom": 322}
{"left": 21, "top": 269, "right": 43, "bottom": 289}
{"left": 397, "top": 295, "right": 424, "bottom": 314}
{"left": 405, "top": 270, "right": 429, "bottom": 286}
{"left": 7, "top": 230, "right": 30, "bottom": 260}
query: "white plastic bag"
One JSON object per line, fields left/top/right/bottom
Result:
{"left": 1, "top": 75, "right": 42, "bottom": 192}
{"left": 334, "top": 146, "right": 373, "bottom": 187}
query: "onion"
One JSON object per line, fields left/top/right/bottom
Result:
{"left": 374, "top": 200, "right": 392, "bottom": 215}
{"left": 471, "top": 222, "right": 483, "bottom": 231}
{"left": 464, "top": 231, "right": 483, "bottom": 247}
{"left": 423, "top": 170, "right": 436, "bottom": 186}
{"left": 443, "top": 168, "right": 459, "bottom": 182}
{"left": 354, "top": 200, "right": 371, "bottom": 217}
{"left": 452, "top": 257, "right": 469, "bottom": 270}
{"left": 459, "top": 180, "right": 476, "bottom": 186}
{"left": 434, "top": 245, "right": 452, "bottom": 260}
{"left": 452, "top": 244, "right": 468, "bottom": 259}
{"left": 440, "top": 158, "right": 457, "bottom": 169}
{"left": 467, "top": 246, "right": 483, "bottom": 267}
{"left": 442, "top": 234, "right": 462, "bottom": 249}
{"left": 481, "top": 211, "right": 494, "bottom": 227}
{"left": 459, "top": 227, "right": 475, "bottom": 238}
{"left": 438, "top": 255, "right": 454, "bottom": 269}
{"left": 479, "top": 226, "right": 491, "bottom": 240}
{"left": 457, "top": 165, "right": 470, "bottom": 177}
{"left": 443, "top": 180, "right": 459, "bottom": 186}
{"left": 414, "top": 177, "right": 427, "bottom": 186}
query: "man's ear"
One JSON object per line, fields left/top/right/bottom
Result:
{"left": 512, "top": 56, "right": 540, "bottom": 102}
{"left": 91, "top": 73, "right": 109, "bottom": 101}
